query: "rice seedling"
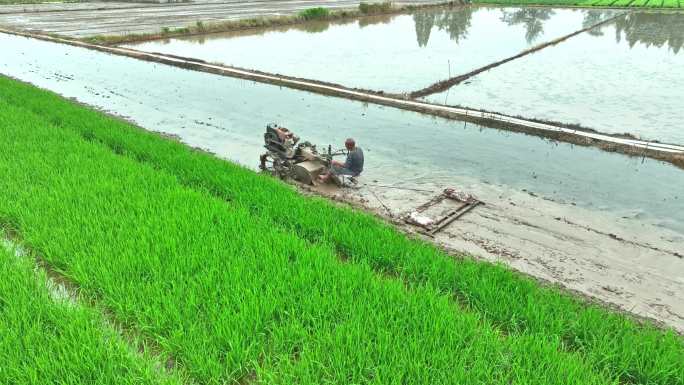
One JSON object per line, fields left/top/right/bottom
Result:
{"left": 0, "top": 244, "right": 180, "bottom": 385}
{"left": 0, "top": 76, "right": 682, "bottom": 384}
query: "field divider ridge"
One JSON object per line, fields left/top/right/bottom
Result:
{"left": 0, "top": 225, "right": 195, "bottom": 385}
{"left": 0, "top": 227, "right": 189, "bottom": 385}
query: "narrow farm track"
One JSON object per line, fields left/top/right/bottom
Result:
{"left": 2, "top": 77, "right": 683, "bottom": 385}
{"left": 0, "top": 0, "right": 374, "bottom": 15}
{"left": 0, "top": 0, "right": 447, "bottom": 36}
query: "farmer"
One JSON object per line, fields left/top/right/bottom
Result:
{"left": 318, "top": 138, "right": 364, "bottom": 183}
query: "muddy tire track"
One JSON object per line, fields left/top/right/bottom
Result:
{"left": 555, "top": 217, "right": 683, "bottom": 259}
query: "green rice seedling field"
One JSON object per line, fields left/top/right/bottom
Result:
{"left": 473, "top": 0, "right": 683, "bottom": 7}
{"left": 1, "top": 75, "right": 683, "bottom": 384}
{"left": 0, "top": 244, "right": 180, "bottom": 385}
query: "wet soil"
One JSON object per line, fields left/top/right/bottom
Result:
{"left": 304, "top": 180, "right": 684, "bottom": 333}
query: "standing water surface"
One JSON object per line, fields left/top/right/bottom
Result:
{"left": 122, "top": 6, "right": 619, "bottom": 93}
{"left": 1, "top": 32, "right": 683, "bottom": 234}
{"left": 424, "top": 12, "right": 684, "bottom": 144}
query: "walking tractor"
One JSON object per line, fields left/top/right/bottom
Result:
{"left": 259, "top": 124, "right": 480, "bottom": 235}
{"left": 259, "top": 123, "right": 350, "bottom": 185}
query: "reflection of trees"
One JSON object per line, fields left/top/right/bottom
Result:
{"left": 413, "top": 7, "right": 474, "bottom": 47}
{"left": 413, "top": 10, "right": 437, "bottom": 47}
{"left": 499, "top": 8, "right": 555, "bottom": 44}
{"left": 613, "top": 12, "right": 684, "bottom": 54}
{"left": 413, "top": 7, "right": 565, "bottom": 47}
{"left": 581, "top": 10, "right": 615, "bottom": 37}
{"left": 358, "top": 13, "right": 393, "bottom": 28}
{"left": 184, "top": 14, "right": 398, "bottom": 44}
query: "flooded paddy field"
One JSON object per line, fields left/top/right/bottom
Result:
{"left": 4, "top": 32, "right": 682, "bottom": 227}
{"left": 122, "top": 6, "right": 620, "bottom": 92}
{"left": 3, "top": 32, "right": 684, "bottom": 329}
{"left": 0, "top": 0, "right": 441, "bottom": 37}
{"left": 424, "top": 11, "right": 684, "bottom": 144}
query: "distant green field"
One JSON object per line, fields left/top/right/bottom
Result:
{"left": 473, "top": 0, "right": 683, "bottom": 7}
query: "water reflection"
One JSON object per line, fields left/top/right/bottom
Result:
{"left": 359, "top": 13, "right": 393, "bottom": 28}
{"left": 173, "top": 15, "right": 396, "bottom": 45}
{"left": 582, "top": 10, "right": 614, "bottom": 36}
{"left": 411, "top": 7, "right": 617, "bottom": 47}
{"left": 163, "top": 7, "right": 681, "bottom": 56}
{"left": 413, "top": 7, "right": 474, "bottom": 47}
{"left": 499, "top": 8, "right": 555, "bottom": 44}
{"left": 177, "top": 6, "right": 580, "bottom": 48}
{"left": 412, "top": 8, "right": 683, "bottom": 52}
{"left": 130, "top": 7, "right": 683, "bottom": 94}
{"left": 614, "top": 12, "right": 684, "bottom": 53}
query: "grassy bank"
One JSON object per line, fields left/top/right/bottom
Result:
{"left": 82, "top": 2, "right": 460, "bottom": 46}
{"left": 0, "top": 244, "right": 180, "bottom": 385}
{"left": 1, "top": 76, "right": 683, "bottom": 384}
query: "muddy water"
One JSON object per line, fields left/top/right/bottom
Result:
{"left": 122, "top": 6, "right": 619, "bottom": 93}
{"left": 2, "top": 32, "right": 683, "bottom": 231}
{"left": 425, "top": 12, "right": 684, "bottom": 144}
{"left": 3, "top": 33, "right": 684, "bottom": 330}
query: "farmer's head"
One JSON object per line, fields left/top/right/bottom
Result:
{"left": 345, "top": 138, "right": 356, "bottom": 151}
